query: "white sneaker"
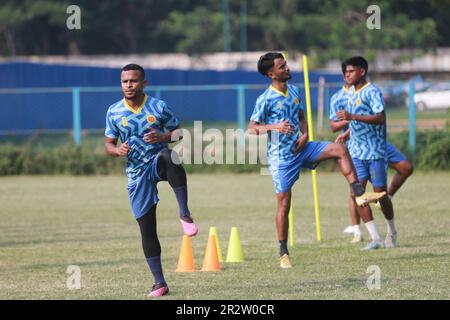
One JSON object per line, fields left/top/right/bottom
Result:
{"left": 385, "top": 233, "right": 397, "bottom": 248}
{"left": 361, "top": 240, "right": 384, "bottom": 251}
{"left": 343, "top": 225, "right": 354, "bottom": 234}
{"left": 350, "top": 234, "right": 363, "bottom": 243}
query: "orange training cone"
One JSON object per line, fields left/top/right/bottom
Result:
{"left": 176, "top": 235, "right": 195, "bottom": 272}
{"left": 201, "top": 234, "right": 221, "bottom": 272}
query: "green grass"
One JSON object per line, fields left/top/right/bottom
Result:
{"left": 0, "top": 173, "right": 449, "bottom": 300}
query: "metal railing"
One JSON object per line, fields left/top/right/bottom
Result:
{"left": 0, "top": 80, "right": 438, "bottom": 161}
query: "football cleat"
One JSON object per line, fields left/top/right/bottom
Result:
{"left": 350, "top": 234, "right": 363, "bottom": 243}
{"left": 361, "top": 240, "right": 384, "bottom": 251}
{"left": 148, "top": 282, "right": 169, "bottom": 297}
{"left": 384, "top": 233, "right": 398, "bottom": 248}
{"left": 355, "top": 191, "right": 386, "bottom": 207}
{"left": 180, "top": 216, "right": 198, "bottom": 237}
{"left": 279, "top": 254, "right": 292, "bottom": 269}
{"left": 343, "top": 225, "right": 354, "bottom": 234}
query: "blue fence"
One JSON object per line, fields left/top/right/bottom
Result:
{"left": 0, "top": 61, "right": 343, "bottom": 132}
{"left": 0, "top": 62, "right": 342, "bottom": 88}
{"left": 0, "top": 62, "right": 431, "bottom": 159}
{"left": 0, "top": 82, "right": 349, "bottom": 132}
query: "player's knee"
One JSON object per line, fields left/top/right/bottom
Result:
{"left": 278, "top": 199, "right": 291, "bottom": 214}
{"left": 333, "top": 143, "right": 347, "bottom": 158}
{"left": 160, "top": 149, "right": 181, "bottom": 167}
{"left": 398, "top": 160, "right": 414, "bottom": 177}
{"left": 405, "top": 162, "right": 414, "bottom": 176}
{"left": 159, "top": 149, "right": 172, "bottom": 162}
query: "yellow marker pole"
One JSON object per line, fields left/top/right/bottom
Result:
{"left": 302, "top": 55, "right": 322, "bottom": 241}
{"left": 283, "top": 51, "right": 295, "bottom": 247}
{"left": 288, "top": 197, "right": 294, "bottom": 247}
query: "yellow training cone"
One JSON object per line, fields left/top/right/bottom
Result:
{"left": 209, "top": 226, "right": 223, "bottom": 262}
{"left": 225, "top": 227, "right": 244, "bottom": 262}
{"left": 201, "top": 234, "right": 221, "bottom": 272}
{"left": 176, "top": 235, "right": 195, "bottom": 272}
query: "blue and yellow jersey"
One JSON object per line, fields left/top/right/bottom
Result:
{"left": 105, "top": 94, "right": 179, "bottom": 185}
{"left": 346, "top": 83, "right": 386, "bottom": 160}
{"left": 329, "top": 86, "right": 351, "bottom": 122}
{"left": 250, "top": 84, "right": 304, "bottom": 164}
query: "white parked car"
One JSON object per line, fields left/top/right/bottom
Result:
{"left": 414, "top": 83, "right": 450, "bottom": 111}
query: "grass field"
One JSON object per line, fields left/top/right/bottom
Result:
{"left": 0, "top": 172, "right": 449, "bottom": 300}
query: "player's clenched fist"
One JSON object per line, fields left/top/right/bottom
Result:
{"left": 116, "top": 140, "right": 130, "bottom": 156}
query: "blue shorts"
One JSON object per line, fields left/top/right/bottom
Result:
{"left": 127, "top": 151, "right": 164, "bottom": 219}
{"left": 270, "top": 141, "right": 331, "bottom": 193}
{"left": 386, "top": 142, "right": 407, "bottom": 164}
{"left": 352, "top": 158, "right": 387, "bottom": 188}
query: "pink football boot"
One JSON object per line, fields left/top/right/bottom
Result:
{"left": 148, "top": 283, "right": 169, "bottom": 297}
{"left": 179, "top": 216, "right": 198, "bottom": 237}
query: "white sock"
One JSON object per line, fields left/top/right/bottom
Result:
{"left": 365, "top": 220, "right": 381, "bottom": 241}
{"left": 386, "top": 218, "right": 397, "bottom": 236}
{"left": 353, "top": 224, "right": 361, "bottom": 237}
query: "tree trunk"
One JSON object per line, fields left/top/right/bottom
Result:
{"left": 5, "top": 29, "right": 17, "bottom": 57}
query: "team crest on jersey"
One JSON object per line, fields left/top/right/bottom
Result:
{"left": 147, "top": 115, "right": 156, "bottom": 124}
{"left": 294, "top": 98, "right": 299, "bottom": 105}
{"left": 121, "top": 117, "right": 128, "bottom": 127}
{"left": 356, "top": 98, "right": 362, "bottom": 106}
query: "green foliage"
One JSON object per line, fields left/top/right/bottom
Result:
{"left": 416, "top": 134, "right": 450, "bottom": 171}
{"left": 0, "top": 143, "right": 125, "bottom": 176}
{"left": 162, "top": 7, "right": 225, "bottom": 54}
{"left": 388, "top": 126, "right": 450, "bottom": 167}
{"left": 0, "top": 0, "right": 448, "bottom": 63}
{"left": 0, "top": 130, "right": 448, "bottom": 176}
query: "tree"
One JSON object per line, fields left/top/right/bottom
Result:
{"left": 0, "top": 0, "right": 446, "bottom": 66}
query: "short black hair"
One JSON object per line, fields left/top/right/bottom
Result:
{"left": 121, "top": 63, "right": 145, "bottom": 79}
{"left": 257, "top": 52, "right": 284, "bottom": 76}
{"left": 341, "top": 61, "right": 347, "bottom": 75}
{"left": 342, "top": 56, "right": 368, "bottom": 73}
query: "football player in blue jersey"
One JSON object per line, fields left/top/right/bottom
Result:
{"left": 330, "top": 63, "right": 413, "bottom": 244}
{"left": 104, "top": 64, "right": 198, "bottom": 297}
{"left": 248, "top": 53, "right": 386, "bottom": 268}
{"left": 336, "top": 56, "right": 399, "bottom": 249}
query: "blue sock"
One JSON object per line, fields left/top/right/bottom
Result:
{"left": 173, "top": 186, "right": 191, "bottom": 218}
{"left": 146, "top": 256, "right": 165, "bottom": 284}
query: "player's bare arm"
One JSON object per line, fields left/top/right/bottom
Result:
{"left": 143, "top": 125, "right": 183, "bottom": 144}
{"left": 105, "top": 136, "right": 129, "bottom": 157}
{"left": 248, "top": 120, "right": 294, "bottom": 135}
{"left": 335, "top": 128, "right": 350, "bottom": 144}
{"left": 336, "top": 110, "right": 385, "bottom": 125}
{"left": 295, "top": 110, "right": 309, "bottom": 153}
{"left": 329, "top": 119, "right": 349, "bottom": 133}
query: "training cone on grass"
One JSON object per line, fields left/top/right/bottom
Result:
{"left": 176, "top": 235, "right": 195, "bottom": 272}
{"left": 209, "top": 226, "right": 223, "bottom": 262}
{"left": 225, "top": 227, "right": 244, "bottom": 262}
{"left": 201, "top": 234, "right": 221, "bottom": 272}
